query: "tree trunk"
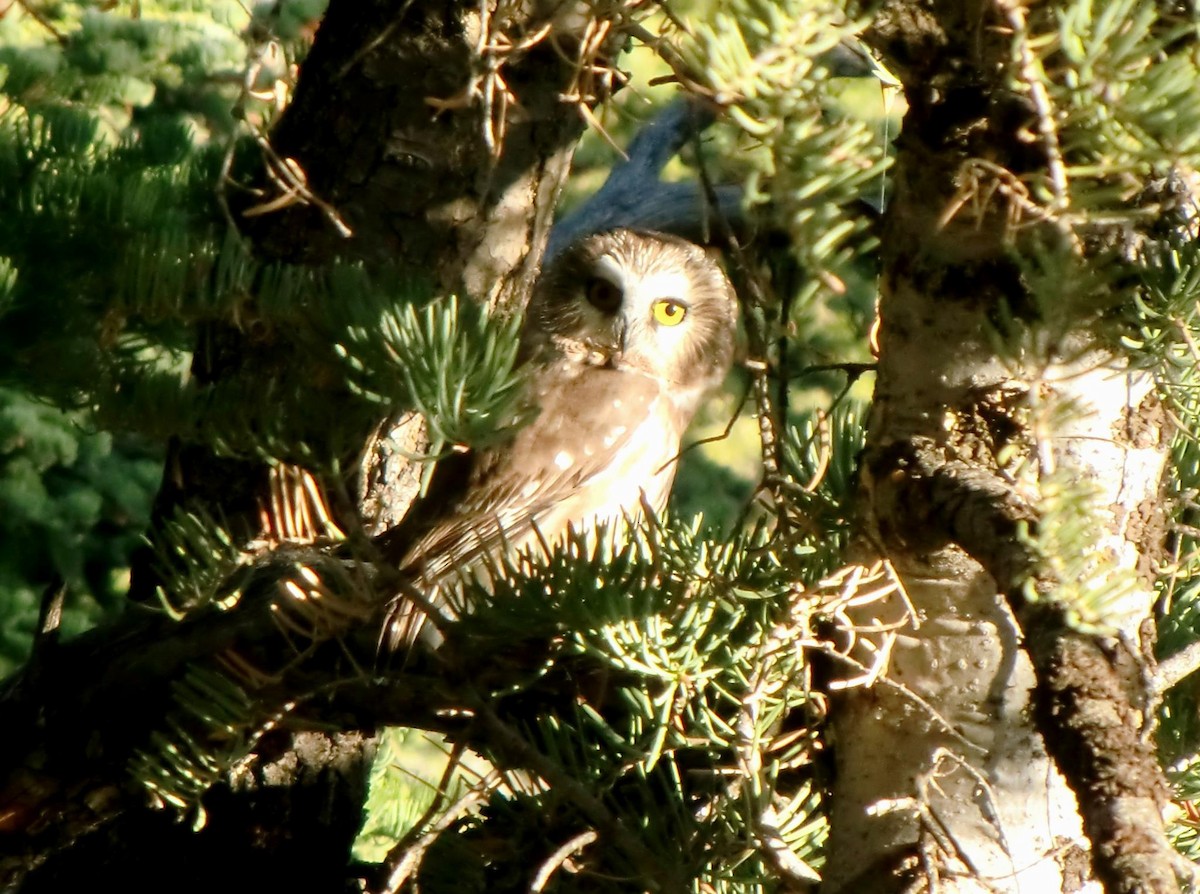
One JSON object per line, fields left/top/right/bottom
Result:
{"left": 824, "top": 5, "right": 1174, "bottom": 892}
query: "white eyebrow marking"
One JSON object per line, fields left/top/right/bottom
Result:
{"left": 593, "top": 255, "right": 627, "bottom": 289}
{"left": 635, "top": 272, "right": 693, "bottom": 305}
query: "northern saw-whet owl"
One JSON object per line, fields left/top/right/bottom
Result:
{"left": 383, "top": 228, "right": 738, "bottom": 650}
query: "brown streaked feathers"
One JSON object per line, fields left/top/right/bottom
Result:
{"left": 382, "top": 229, "right": 738, "bottom": 650}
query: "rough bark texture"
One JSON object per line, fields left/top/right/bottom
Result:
{"left": 824, "top": 3, "right": 1174, "bottom": 892}
{"left": 0, "top": 577, "right": 459, "bottom": 887}
{"left": 132, "top": 0, "right": 600, "bottom": 579}
{"left": 1025, "top": 611, "right": 1175, "bottom": 894}
{"left": 16, "top": 730, "right": 376, "bottom": 894}
{"left": 0, "top": 563, "right": 646, "bottom": 890}
{"left": 242, "top": 1, "right": 581, "bottom": 304}
{"left": 6, "top": 1, "right": 619, "bottom": 889}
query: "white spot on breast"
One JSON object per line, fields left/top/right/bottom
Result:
{"left": 554, "top": 450, "right": 574, "bottom": 469}
{"left": 613, "top": 398, "right": 622, "bottom": 408}
{"left": 602, "top": 425, "right": 628, "bottom": 448}
{"left": 522, "top": 480, "right": 541, "bottom": 498}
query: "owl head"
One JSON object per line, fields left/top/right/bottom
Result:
{"left": 524, "top": 229, "right": 739, "bottom": 413}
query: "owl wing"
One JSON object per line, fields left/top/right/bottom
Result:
{"left": 409, "top": 360, "right": 672, "bottom": 573}
{"left": 384, "top": 361, "right": 680, "bottom": 648}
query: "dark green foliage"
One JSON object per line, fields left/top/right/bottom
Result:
{"left": 129, "top": 664, "right": 260, "bottom": 817}
{"left": 0, "top": 387, "right": 160, "bottom": 673}
{"left": 0, "top": 2, "right": 295, "bottom": 666}
{"left": 336, "top": 292, "right": 527, "bottom": 455}
{"left": 0, "top": 1, "right": 531, "bottom": 663}
{"left": 26, "top": 0, "right": 1200, "bottom": 889}
{"left": 395, "top": 516, "right": 828, "bottom": 890}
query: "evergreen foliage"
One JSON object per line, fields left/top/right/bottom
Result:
{"left": 679, "top": 0, "right": 886, "bottom": 302}
{"left": 981, "top": 0, "right": 1200, "bottom": 868}
{"left": 8, "top": 0, "right": 1200, "bottom": 890}
{"left": 359, "top": 514, "right": 840, "bottom": 890}
{"left": 0, "top": 386, "right": 159, "bottom": 674}
{"left": 0, "top": 0, "right": 512, "bottom": 655}
{"left": 336, "top": 293, "right": 527, "bottom": 455}
{"left": 0, "top": 0, "right": 263, "bottom": 668}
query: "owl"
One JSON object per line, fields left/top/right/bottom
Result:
{"left": 382, "top": 228, "right": 738, "bottom": 650}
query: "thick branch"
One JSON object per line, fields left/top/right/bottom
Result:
{"left": 0, "top": 566, "right": 561, "bottom": 886}
{"left": 546, "top": 98, "right": 744, "bottom": 259}
{"left": 868, "top": 439, "right": 1177, "bottom": 894}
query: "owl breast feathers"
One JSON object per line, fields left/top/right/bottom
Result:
{"left": 383, "top": 228, "right": 738, "bottom": 649}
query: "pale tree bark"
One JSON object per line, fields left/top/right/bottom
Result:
{"left": 824, "top": 4, "right": 1175, "bottom": 893}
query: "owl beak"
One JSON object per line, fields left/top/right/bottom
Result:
{"left": 613, "top": 314, "right": 628, "bottom": 354}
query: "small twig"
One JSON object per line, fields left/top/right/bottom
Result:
{"left": 790, "top": 361, "right": 876, "bottom": 380}
{"left": 996, "top": 0, "right": 1069, "bottom": 215}
{"left": 659, "top": 374, "right": 752, "bottom": 473}
{"left": 784, "top": 368, "right": 861, "bottom": 496}
{"left": 231, "top": 30, "right": 350, "bottom": 239}
{"left": 928, "top": 748, "right": 1017, "bottom": 884}
{"left": 26, "top": 579, "right": 66, "bottom": 689}
{"left": 14, "top": 0, "right": 67, "bottom": 45}
{"left": 911, "top": 796, "right": 985, "bottom": 885}
{"left": 692, "top": 135, "right": 789, "bottom": 514}
{"left": 218, "top": 29, "right": 295, "bottom": 235}
{"left": 734, "top": 616, "right": 821, "bottom": 886}
{"left": 241, "top": 133, "right": 353, "bottom": 237}
{"left": 1155, "top": 639, "right": 1200, "bottom": 694}
{"left": 775, "top": 274, "right": 795, "bottom": 478}
{"left": 34, "top": 579, "right": 65, "bottom": 649}
{"left": 757, "top": 802, "right": 820, "bottom": 888}
{"left": 624, "top": 23, "right": 710, "bottom": 99}
{"left": 378, "top": 765, "right": 504, "bottom": 894}
{"left": 529, "top": 830, "right": 599, "bottom": 892}
{"left": 650, "top": 0, "right": 693, "bottom": 37}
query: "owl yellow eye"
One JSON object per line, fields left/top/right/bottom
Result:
{"left": 652, "top": 299, "right": 687, "bottom": 326}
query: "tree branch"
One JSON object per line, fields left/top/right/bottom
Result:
{"left": 547, "top": 97, "right": 744, "bottom": 259}
{"left": 867, "top": 437, "right": 1178, "bottom": 894}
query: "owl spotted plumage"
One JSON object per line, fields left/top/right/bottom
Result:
{"left": 383, "top": 228, "right": 738, "bottom": 649}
